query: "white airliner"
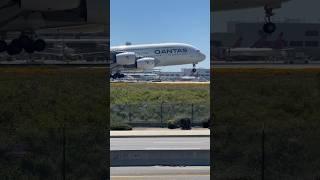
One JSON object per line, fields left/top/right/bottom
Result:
{"left": 0, "top": 0, "right": 107, "bottom": 55}
{"left": 110, "top": 43, "right": 206, "bottom": 79}
{"left": 213, "top": 0, "right": 292, "bottom": 34}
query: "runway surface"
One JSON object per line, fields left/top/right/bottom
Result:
{"left": 111, "top": 137, "right": 210, "bottom": 150}
{"left": 111, "top": 166, "right": 210, "bottom": 180}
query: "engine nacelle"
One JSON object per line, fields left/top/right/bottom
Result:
{"left": 116, "top": 52, "right": 136, "bottom": 65}
{"left": 137, "top": 58, "right": 155, "bottom": 70}
{"left": 20, "top": 0, "right": 81, "bottom": 11}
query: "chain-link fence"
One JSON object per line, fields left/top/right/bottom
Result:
{"left": 111, "top": 103, "right": 210, "bottom": 127}
{"left": 213, "top": 121, "right": 320, "bottom": 180}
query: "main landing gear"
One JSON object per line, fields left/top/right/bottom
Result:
{"left": 263, "top": 5, "right": 276, "bottom": 34}
{"left": 0, "top": 34, "right": 46, "bottom": 55}
{"left": 110, "top": 71, "right": 125, "bottom": 79}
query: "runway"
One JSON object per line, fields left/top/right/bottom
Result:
{"left": 111, "top": 137, "right": 210, "bottom": 150}
{"left": 111, "top": 166, "right": 210, "bottom": 180}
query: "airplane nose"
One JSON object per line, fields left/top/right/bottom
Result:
{"left": 199, "top": 52, "right": 206, "bottom": 61}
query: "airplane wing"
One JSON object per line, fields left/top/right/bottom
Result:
{"left": 0, "top": 0, "right": 107, "bottom": 32}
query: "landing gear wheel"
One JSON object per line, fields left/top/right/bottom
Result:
{"left": 192, "top": 63, "right": 197, "bottom": 73}
{"left": 111, "top": 72, "right": 125, "bottom": 79}
{"left": 263, "top": 5, "right": 276, "bottom": 34}
{"left": 33, "top": 39, "right": 46, "bottom": 52}
{"left": 0, "top": 40, "right": 7, "bottom": 53}
{"left": 263, "top": 22, "right": 276, "bottom": 34}
{"left": 19, "top": 35, "right": 32, "bottom": 49}
{"left": 24, "top": 43, "right": 35, "bottom": 54}
{"left": 19, "top": 35, "right": 34, "bottom": 53}
{"left": 7, "top": 39, "right": 22, "bottom": 55}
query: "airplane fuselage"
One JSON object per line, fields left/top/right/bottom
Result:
{"left": 111, "top": 43, "right": 206, "bottom": 68}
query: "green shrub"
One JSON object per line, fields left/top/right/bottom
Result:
{"left": 179, "top": 118, "right": 191, "bottom": 130}
{"left": 202, "top": 119, "right": 209, "bottom": 128}
{"left": 110, "top": 122, "right": 132, "bottom": 131}
{"left": 167, "top": 119, "right": 179, "bottom": 129}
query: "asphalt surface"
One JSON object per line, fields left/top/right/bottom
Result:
{"left": 110, "top": 166, "right": 210, "bottom": 180}
{"left": 110, "top": 137, "right": 210, "bottom": 151}
{"left": 212, "top": 61, "right": 320, "bottom": 69}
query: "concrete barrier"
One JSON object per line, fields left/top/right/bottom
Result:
{"left": 111, "top": 150, "right": 209, "bottom": 167}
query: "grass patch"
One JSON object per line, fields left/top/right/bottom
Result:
{"left": 0, "top": 67, "right": 108, "bottom": 179}
{"left": 213, "top": 68, "right": 320, "bottom": 179}
{"left": 110, "top": 83, "right": 210, "bottom": 125}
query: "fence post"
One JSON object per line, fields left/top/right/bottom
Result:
{"left": 160, "top": 102, "right": 163, "bottom": 128}
{"left": 261, "top": 123, "right": 265, "bottom": 180}
{"left": 191, "top": 104, "right": 194, "bottom": 126}
{"left": 62, "top": 120, "right": 66, "bottom": 180}
{"left": 128, "top": 104, "right": 131, "bottom": 122}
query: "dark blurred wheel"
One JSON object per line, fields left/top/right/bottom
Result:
{"left": 263, "top": 22, "right": 276, "bottom": 34}
{"left": 0, "top": 40, "right": 7, "bottom": 53}
{"left": 19, "top": 35, "right": 32, "bottom": 49}
{"left": 24, "top": 42, "right": 35, "bottom": 53}
{"left": 33, "top": 39, "right": 46, "bottom": 51}
{"left": 7, "top": 39, "right": 23, "bottom": 55}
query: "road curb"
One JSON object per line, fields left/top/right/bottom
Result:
{"left": 111, "top": 135, "right": 210, "bottom": 138}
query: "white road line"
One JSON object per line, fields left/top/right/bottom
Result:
{"left": 144, "top": 148, "right": 203, "bottom": 150}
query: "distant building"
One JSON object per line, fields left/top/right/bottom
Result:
{"left": 159, "top": 68, "right": 210, "bottom": 81}
{"left": 212, "top": 21, "right": 320, "bottom": 60}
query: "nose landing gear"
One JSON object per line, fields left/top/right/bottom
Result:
{"left": 192, "top": 63, "right": 197, "bottom": 73}
{"left": 263, "top": 5, "right": 276, "bottom": 34}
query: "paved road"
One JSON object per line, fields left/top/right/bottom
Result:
{"left": 111, "top": 166, "right": 210, "bottom": 180}
{"left": 111, "top": 137, "right": 210, "bottom": 150}
{"left": 212, "top": 62, "right": 320, "bottom": 69}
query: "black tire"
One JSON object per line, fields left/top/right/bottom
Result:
{"left": 19, "top": 35, "right": 32, "bottom": 49}
{"left": 0, "top": 40, "right": 7, "bottom": 53}
{"left": 263, "top": 22, "right": 276, "bottom": 34}
{"left": 33, "top": 39, "right": 46, "bottom": 51}
{"left": 24, "top": 44, "right": 35, "bottom": 53}
{"left": 7, "top": 39, "right": 22, "bottom": 55}
{"left": 192, "top": 68, "right": 197, "bottom": 73}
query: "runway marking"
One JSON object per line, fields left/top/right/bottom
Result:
{"left": 144, "top": 147, "right": 203, "bottom": 150}
{"left": 153, "top": 141, "right": 204, "bottom": 144}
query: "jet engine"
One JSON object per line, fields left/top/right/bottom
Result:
{"left": 20, "top": 0, "right": 81, "bottom": 11}
{"left": 116, "top": 52, "right": 136, "bottom": 65}
{"left": 137, "top": 58, "right": 155, "bottom": 69}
